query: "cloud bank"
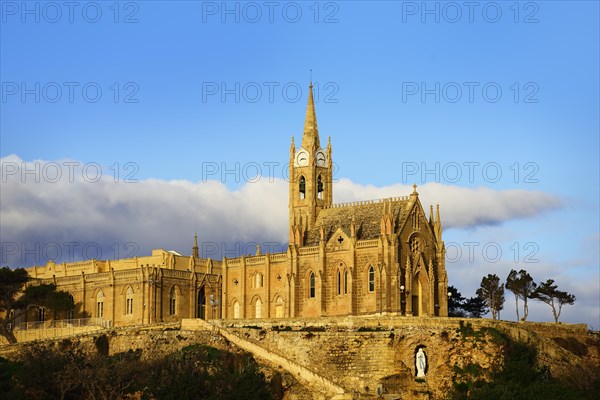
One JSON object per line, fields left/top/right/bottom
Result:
{"left": 1, "top": 155, "right": 562, "bottom": 267}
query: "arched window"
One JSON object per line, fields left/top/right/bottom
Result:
{"left": 317, "top": 175, "right": 324, "bottom": 199}
{"left": 309, "top": 272, "right": 316, "bottom": 298}
{"left": 344, "top": 269, "right": 349, "bottom": 295}
{"left": 255, "top": 298, "right": 262, "bottom": 319}
{"left": 68, "top": 294, "right": 75, "bottom": 320}
{"left": 125, "top": 287, "right": 133, "bottom": 315}
{"left": 97, "top": 290, "right": 104, "bottom": 318}
{"left": 255, "top": 272, "right": 263, "bottom": 288}
{"left": 337, "top": 270, "right": 342, "bottom": 295}
{"left": 275, "top": 296, "right": 284, "bottom": 318}
{"left": 169, "top": 286, "right": 177, "bottom": 315}
{"left": 233, "top": 301, "right": 240, "bottom": 319}
{"left": 299, "top": 176, "right": 306, "bottom": 199}
{"left": 368, "top": 266, "right": 375, "bottom": 292}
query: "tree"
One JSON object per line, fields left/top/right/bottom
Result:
{"left": 476, "top": 274, "right": 505, "bottom": 320}
{"left": 533, "top": 279, "right": 576, "bottom": 323}
{"left": 463, "top": 296, "right": 488, "bottom": 318}
{"left": 0, "top": 267, "right": 74, "bottom": 344}
{"left": 506, "top": 269, "right": 537, "bottom": 322}
{"left": 448, "top": 285, "right": 489, "bottom": 318}
{"left": 448, "top": 285, "right": 467, "bottom": 317}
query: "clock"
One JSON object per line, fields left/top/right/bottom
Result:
{"left": 295, "top": 150, "right": 309, "bottom": 166}
{"left": 316, "top": 150, "right": 326, "bottom": 167}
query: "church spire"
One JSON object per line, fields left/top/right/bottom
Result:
{"left": 434, "top": 204, "right": 442, "bottom": 241}
{"left": 192, "top": 232, "right": 199, "bottom": 258}
{"left": 301, "top": 83, "right": 320, "bottom": 151}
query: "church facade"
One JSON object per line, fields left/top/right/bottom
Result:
{"left": 221, "top": 84, "right": 448, "bottom": 319}
{"left": 22, "top": 84, "right": 448, "bottom": 328}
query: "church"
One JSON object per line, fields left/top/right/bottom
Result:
{"left": 23, "top": 83, "right": 448, "bottom": 327}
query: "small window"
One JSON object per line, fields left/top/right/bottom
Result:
{"left": 309, "top": 272, "right": 316, "bottom": 298}
{"left": 169, "top": 286, "right": 177, "bottom": 315}
{"left": 317, "top": 175, "right": 324, "bottom": 199}
{"left": 299, "top": 176, "right": 306, "bottom": 199}
{"left": 344, "top": 270, "right": 348, "bottom": 295}
{"left": 233, "top": 301, "right": 240, "bottom": 319}
{"left": 125, "top": 287, "right": 134, "bottom": 315}
{"left": 368, "top": 266, "right": 375, "bottom": 292}
{"left": 255, "top": 272, "right": 263, "bottom": 288}
{"left": 337, "top": 270, "right": 341, "bottom": 295}
{"left": 255, "top": 298, "right": 262, "bottom": 319}
{"left": 97, "top": 290, "right": 105, "bottom": 318}
{"left": 68, "top": 294, "right": 75, "bottom": 320}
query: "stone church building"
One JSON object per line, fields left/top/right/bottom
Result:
{"left": 23, "top": 84, "right": 448, "bottom": 327}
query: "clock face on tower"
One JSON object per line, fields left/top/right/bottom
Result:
{"left": 316, "top": 150, "right": 326, "bottom": 167}
{"left": 295, "top": 150, "right": 309, "bottom": 167}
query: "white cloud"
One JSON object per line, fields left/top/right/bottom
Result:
{"left": 1, "top": 155, "right": 563, "bottom": 267}
{"left": 334, "top": 180, "right": 563, "bottom": 228}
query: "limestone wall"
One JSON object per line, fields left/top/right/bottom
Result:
{"left": 213, "top": 316, "right": 594, "bottom": 399}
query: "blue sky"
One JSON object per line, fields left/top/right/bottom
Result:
{"left": 1, "top": 1, "right": 598, "bottom": 327}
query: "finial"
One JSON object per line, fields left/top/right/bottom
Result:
{"left": 413, "top": 184, "right": 417, "bottom": 193}
{"left": 310, "top": 68, "right": 313, "bottom": 85}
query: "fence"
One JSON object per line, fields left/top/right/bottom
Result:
{"left": 13, "top": 317, "right": 112, "bottom": 332}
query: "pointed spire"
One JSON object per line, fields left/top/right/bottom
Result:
{"left": 434, "top": 204, "right": 442, "bottom": 240}
{"left": 301, "top": 83, "right": 320, "bottom": 151}
{"left": 192, "top": 232, "right": 199, "bottom": 259}
{"left": 429, "top": 205, "right": 434, "bottom": 226}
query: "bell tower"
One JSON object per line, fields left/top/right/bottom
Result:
{"left": 289, "top": 83, "right": 333, "bottom": 246}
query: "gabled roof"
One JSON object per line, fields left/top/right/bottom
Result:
{"left": 305, "top": 198, "right": 412, "bottom": 246}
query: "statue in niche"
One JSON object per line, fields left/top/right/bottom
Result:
{"left": 416, "top": 348, "right": 427, "bottom": 377}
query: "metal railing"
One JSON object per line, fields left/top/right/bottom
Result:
{"left": 13, "top": 317, "right": 112, "bottom": 331}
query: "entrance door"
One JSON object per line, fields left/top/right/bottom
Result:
{"left": 197, "top": 287, "right": 206, "bottom": 319}
{"left": 412, "top": 295, "right": 419, "bottom": 316}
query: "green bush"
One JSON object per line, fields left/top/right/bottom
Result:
{"left": 2, "top": 342, "right": 281, "bottom": 400}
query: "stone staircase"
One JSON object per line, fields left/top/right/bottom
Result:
{"left": 181, "top": 318, "right": 351, "bottom": 399}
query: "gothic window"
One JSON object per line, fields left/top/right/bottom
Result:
{"left": 275, "top": 296, "right": 284, "bottom": 318}
{"left": 317, "top": 175, "right": 324, "bottom": 199}
{"left": 255, "top": 298, "right": 262, "bottom": 319}
{"left": 233, "top": 301, "right": 240, "bottom": 319}
{"left": 255, "top": 272, "right": 263, "bottom": 288}
{"left": 410, "top": 236, "right": 420, "bottom": 253}
{"left": 97, "top": 290, "right": 104, "bottom": 318}
{"left": 368, "top": 266, "right": 375, "bottom": 292}
{"left": 299, "top": 176, "right": 306, "bottom": 199}
{"left": 68, "top": 294, "right": 74, "bottom": 320}
{"left": 337, "top": 268, "right": 349, "bottom": 295}
{"left": 309, "top": 272, "right": 316, "bottom": 298}
{"left": 344, "top": 269, "right": 348, "bottom": 295}
{"left": 412, "top": 211, "right": 420, "bottom": 230}
{"left": 125, "top": 287, "right": 133, "bottom": 315}
{"left": 169, "top": 286, "right": 177, "bottom": 315}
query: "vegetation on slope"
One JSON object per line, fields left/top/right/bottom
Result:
{"left": 452, "top": 324, "right": 599, "bottom": 400}
{"left": 0, "top": 338, "right": 281, "bottom": 400}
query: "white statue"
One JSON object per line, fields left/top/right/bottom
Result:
{"left": 416, "top": 348, "right": 427, "bottom": 377}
